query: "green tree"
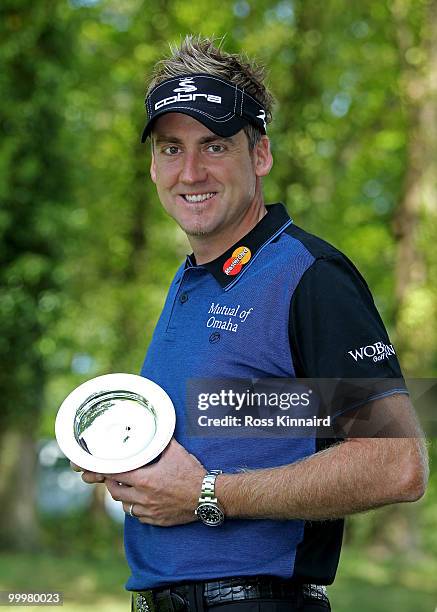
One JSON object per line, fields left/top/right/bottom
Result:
{"left": 0, "top": 1, "right": 78, "bottom": 549}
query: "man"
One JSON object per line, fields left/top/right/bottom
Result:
{"left": 76, "top": 36, "right": 428, "bottom": 611}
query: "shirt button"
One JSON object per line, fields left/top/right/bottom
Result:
{"left": 180, "top": 293, "right": 189, "bottom": 304}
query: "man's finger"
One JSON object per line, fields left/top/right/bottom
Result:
{"left": 105, "top": 479, "right": 138, "bottom": 502}
{"left": 105, "top": 469, "right": 145, "bottom": 487}
{"left": 122, "top": 501, "right": 145, "bottom": 518}
{"left": 81, "top": 471, "right": 105, "bottom": 484}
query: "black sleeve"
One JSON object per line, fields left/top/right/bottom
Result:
{"left": 289, "top": 255, "right": 407, "bottom": 417}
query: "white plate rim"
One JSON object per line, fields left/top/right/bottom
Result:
{"left": 55, "top": 373, "right": 175, "bottom": 473}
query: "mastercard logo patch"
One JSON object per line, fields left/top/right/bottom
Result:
{"left": 223, "top": 246, "right": 252, "bottom": 276}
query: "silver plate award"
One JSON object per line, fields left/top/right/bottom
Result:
{"left": 55, "top": 373, "right": 176, "bottom": 473}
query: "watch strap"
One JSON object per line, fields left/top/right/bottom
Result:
{"left": 199, "top": 470, "right": 222, "bottom": 502}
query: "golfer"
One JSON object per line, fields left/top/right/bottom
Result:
{"left": 76, "top": 35, "right": 428, "bottom": 612}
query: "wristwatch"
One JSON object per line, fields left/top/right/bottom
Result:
{"left": 195, "top": 470, "right": 225, "bottom": 526}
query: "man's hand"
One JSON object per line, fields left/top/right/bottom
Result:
{"left": 70, "top": 461, "right": 105, "bottom": 484}
{"left": 104, "top": 438, "right": 206, "bottom": 527}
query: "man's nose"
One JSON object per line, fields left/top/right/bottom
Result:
{"left": 179, "top": 151, "right": 207, "bottom": 184}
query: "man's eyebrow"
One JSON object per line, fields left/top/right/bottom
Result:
{"left": 153, "top": 134, "right": 235, "bottom": 145}
{"left": 154, "top": 135, "right": 183, "bottom": 144}
{"left": 198, "top": 135, "right": 235, "bottom": 145}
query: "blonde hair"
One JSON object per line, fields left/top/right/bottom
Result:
{"left": 147, "top": 35, "right": 275, "bottom": 149}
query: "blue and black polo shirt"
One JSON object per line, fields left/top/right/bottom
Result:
{"left": 125, "top": 203, "right": 405, "bottom": 590}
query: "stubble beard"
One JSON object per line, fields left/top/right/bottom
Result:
{"left": 178, "top": 209, "right": 214, "bottom": 238}
{"left": 180, "top": 222, "right": 209, "bottom": 238}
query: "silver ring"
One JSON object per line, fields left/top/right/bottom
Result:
{"left": 128, "top": 503, "right": 136, "bottom": 518}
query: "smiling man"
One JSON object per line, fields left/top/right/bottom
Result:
{"left": 149, "top": 113, "right": 271, "bottom": 263}
{"left": 76, "top": 36, "right": 428, "bottom": 612}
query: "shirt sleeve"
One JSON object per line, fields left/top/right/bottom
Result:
{"left": 289, "top": 254, "right": 407, "bottom": 416}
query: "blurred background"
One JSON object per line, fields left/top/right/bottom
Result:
{"left": 0, "top": 0, "right": 436, "bottom": 610}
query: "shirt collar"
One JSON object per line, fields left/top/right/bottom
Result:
{"left": 184, "top": 203, "right": 292, "bottom": 290}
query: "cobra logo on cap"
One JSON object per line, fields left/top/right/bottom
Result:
{"left": 223, "top": 246, "right": 252, "bottom": 276}
{"left": 173, "top": 78, "right": 197, "bottom": 93}
{"left": 142, "top": 74, "right": 268, "bottom": 142}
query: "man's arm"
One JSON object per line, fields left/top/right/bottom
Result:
{"left": 216, "top": 395, "right": 428, "bottom": 520}
{"left": 74, "top": 394, "right": 428, "bottom": 526}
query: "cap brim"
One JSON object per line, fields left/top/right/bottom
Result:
{"left": 141, "top": 108, "right": 248, "bottom": 142}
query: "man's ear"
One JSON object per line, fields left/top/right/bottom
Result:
{"left": 254, "top": 136, "right": 273, "bottom": 178}
{"left": 150, "top": 146, "right": 157, "bottom": 184}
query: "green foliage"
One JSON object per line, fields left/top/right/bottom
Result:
{"left": 39, "top": 508, "right": 124, "bottom": 560}
{"left": 0, "top": 2, "right": 79, "bottom": 431}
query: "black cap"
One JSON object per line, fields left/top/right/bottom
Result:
{"left": 141, "top": 73, "right": 267, "bottom": 142}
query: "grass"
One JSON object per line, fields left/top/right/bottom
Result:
{"left": 0, "top": 552, "right": 129, "bottom": 611}
{"left": 0, "top": 547, "right": 436, "bottom": 611}
{"left": 329, "top": 547, "right": 437, "bottom": 611}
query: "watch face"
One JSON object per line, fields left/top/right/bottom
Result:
{"left": 197, "top": 502, "right": 224, "bottom": 526}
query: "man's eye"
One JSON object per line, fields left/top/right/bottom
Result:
{"left": 163, "top": 146, "right": 180, "bottom": 155}
{"left": 207, "top": 144, "right": 224, "bottom": 153}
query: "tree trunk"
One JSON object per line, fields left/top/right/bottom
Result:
{"left": 377, "top": 0, "right": 437, "bottom": 557}
{"left": 391, "top": 0, "right": 437, "bottom": 312}
{"left": 392, "top": 0, "right": 437, "bottom": 307}
{"left": 0, "top": 431, "right": 40, "bottom": 551}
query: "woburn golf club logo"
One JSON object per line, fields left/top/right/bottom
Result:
{"left": 347, "top": 340, "right": 396, "bottom": 363}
